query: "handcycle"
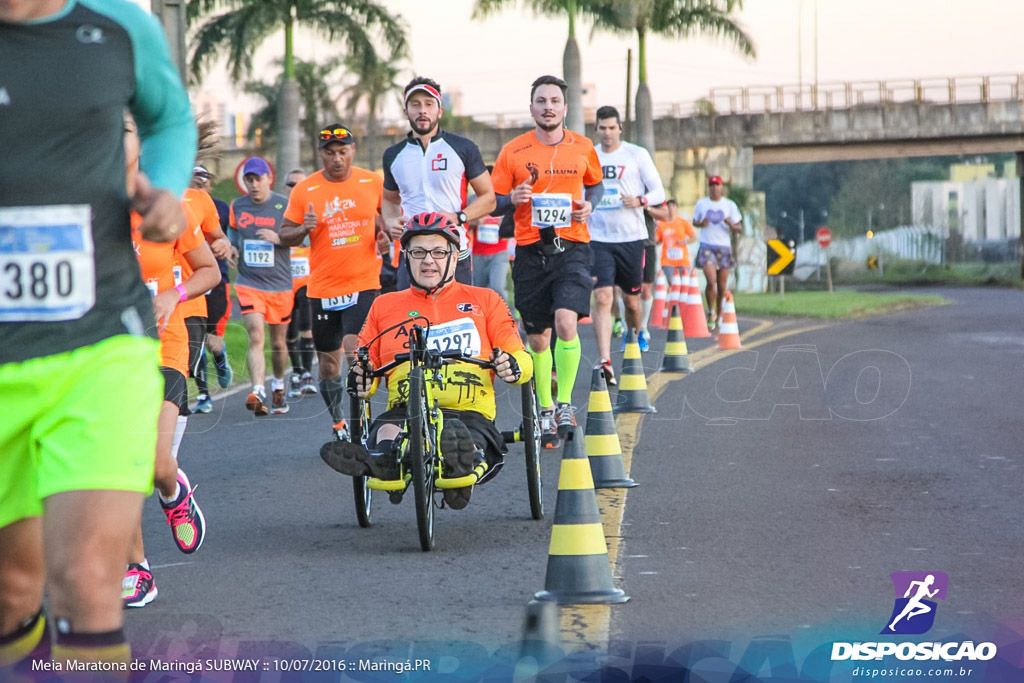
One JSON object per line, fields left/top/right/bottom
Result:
{"left": 347, "top": 323, "right": 543, "bottom": 551}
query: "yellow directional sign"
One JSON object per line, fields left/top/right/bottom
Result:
{"left": 867, "top": 255, "right": 878, "bottom": 270}
{"left": 767, "top": 239, "right": 796, "bottom": 275}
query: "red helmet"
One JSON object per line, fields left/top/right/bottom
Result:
{"left": 401, "top": 212, "right": 461, "bottom": 248}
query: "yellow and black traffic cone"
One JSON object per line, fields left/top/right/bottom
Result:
{"left": 535, "top": 428, "right": 628, "bottom": 605}
{"left": 613, "top": 329, "right": 656, "bottom": 414}
{"left": 517, "top": 598, "right": 562, "bottom": 673}
{"left": 661, "top": 303, "right": 693, "bottom": 373}
{"left": 585, "top": 367, "right": 637, "bottom": 488}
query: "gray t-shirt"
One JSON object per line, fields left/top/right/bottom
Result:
{"left": 229, "top": 192, "right": 291, "bottom": 292}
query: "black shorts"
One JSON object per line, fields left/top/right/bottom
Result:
{"left": 310, "top": 289, "right": 378, "bottom": 353}
{"left": 184, "top": 315, "right": 207, "bottom": 379}
{"left": 203, "top": 282, "right": 231, "bottom": 336}
{"left": 512, "top": 241, "right": 593, "bottom": 335}
{"left": 368, "top": 406, "right": 507, "bottom": 466}
{"left": 591, "top": 239, "right": 645, "bottom": 294}
{"left": 643, "top": 242, "right": 657, "bottom": 284}
{"left": 160, "top": 366, "right": 189, "bottom": 416}
{"left": 287, "top": 286, "right": 312, "bottom": 338}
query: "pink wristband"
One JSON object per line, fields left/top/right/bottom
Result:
{"left": 174, "top": 284, "right": 188, "bottom": 303}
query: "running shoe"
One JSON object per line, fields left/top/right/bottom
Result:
{"left": 555, "top": 402, "right": 577, "bottom": 439}
{"left": 638, "top": 329, "right": 651, "bottom": 353}
{"left": 271, "top": 388, "right": 289, "bottom": 414}
{"left": 161, "top": 470, "right": 205, "bottom": 554}
{"left": 215, "top": 357, "right": 233, "bottom": 388}
{"left": 596, "top": 358, "right": 617, "bottom": 387}
{"left": 707, "top": 311, "right": 718, "bottom": 331}
{"left": 440, "top": 419, "right": 477, "bottom": 510}
{"left": 287, "top": 374, "right": 303, "bottom": 399}
{"left": 122, "top": 564, "right": 157, "bottom": 608}
{"left": 320, "top": 441, "right": 399, "bottom": 479}
{"left": 193, "top": 394, "right": 213, "bottom": 414}
{"left": 612, "top": 318, "right": 625, "bottom": 338}
{"left": 333, "top": 420, "right": 349, "bottom": 442}
{"left": 246, "top": 390, "right": 269, "bottom": 417}
{"left": 539, "top": 408, "right": 560, "bottom": 449}
{"left": 300, "top": 372, "right": 318, "bottom": 395}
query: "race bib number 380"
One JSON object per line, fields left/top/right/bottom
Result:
{"left": 0, "top": 205, "right": 95, "bottom": 322}
{"left": 531, "top": 193, "right": 572, "bottom": 229}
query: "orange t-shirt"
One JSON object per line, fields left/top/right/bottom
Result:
{"left": 131, "top": 213, "right": 204, "bottom": 377}
{"left": 284, "top": 168, "right": 383, "bottom": 298}
{"left": 183, "top": 187, "right": 221, "bottom": 237}
{"left": 490, "top": 129, "right": 603, "bottom": 245}
{"left": 656, "top": 217, "right": 697, "bottom": 267}
{"left": 290, "top": 245, "right": 310, "bottom": 292}
{"left": 357, "top": 282, "right": 531, "bottom": 421}
{"left": 174, "top": 200, "right": 208, "bottom": 319}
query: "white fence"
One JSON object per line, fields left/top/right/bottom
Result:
{"left": 793, "top": 225, "right": 944, "bottom": 279}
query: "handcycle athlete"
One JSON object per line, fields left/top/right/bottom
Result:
{"left": 319, "top": 213, "right": 533, "bottom": 511}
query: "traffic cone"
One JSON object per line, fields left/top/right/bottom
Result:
{"left": 535, "top": 428, "right": 629, "bottom": 604}
{"left": 585, "top": 367, "right": 637, "bottom": 488}
{"left": 682, "top": 268, "right": 711, "bottom": 338}
{"left": 717, "top": 290, "right": 743, "bottom": 350}
{"left": 517, "top": 599, "right": 562, "bottom": 672}
{"left": 661, "top": 303, "right": 693, "bottom": 373}
{"left": 650, "top": 269, "right": 669, "bottom": 329}
{"left": 613, "top": 329, "right": 656, "bottom": 414}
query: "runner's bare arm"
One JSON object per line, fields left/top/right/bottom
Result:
{"left": 279, "top": 203, "right": 317, "bottom": 246}
{"left": 133, "top": 173, "right": 188, "bottom": 243}
{"left": 381, "top": 188, "right": 406, "bottom": 240}
{"left": 462, "top": 171, "right": 497, "bottom": 222}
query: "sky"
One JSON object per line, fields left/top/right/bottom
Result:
{"left": 194, "top": 0, "right": 1023, "bottom": 124}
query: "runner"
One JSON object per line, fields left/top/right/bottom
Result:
{"left": 470, "top": 165, "right": 511, "bottom": 301}
{"left": 693, "top": 176, "right": 742, "bottom": 330}
{"left": 283, "top": 169, "right": 318, "bottom": 398}
{"left": 587, "top": 105, "right": 665, "bottom": 378}
{"left": 279, "top": 125, "right": 386, "bottom": 440}
{"left": 655, "top": 199, "right": 697, "bottom": 281}
{"left": 490, "top": 75, "right": 604, "bottom": 448}
{"left": 320, "top": 213, "right": 532, "bottom": 509}
{"left": 0, "top": 0, "right": 194, "bottom": 668}
{"left": 229, "top": 157, "right": 294, "bottom": 415}
{"left": 123, "top": 118, "right": 219, "bottom": 607}
{"left": 188, "top": 164, "right": 235, "bottom": 412}
{"left": 382, "top": 77, "right": 495, "bottom": 288}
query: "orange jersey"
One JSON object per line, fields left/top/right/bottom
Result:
{"left": 183, "top": 187, "right": 221, "bottom": 236}
{"left": 290, "top": 245, "right": 311, "bottom": 291}
{"left": 174, "top": 200, "right": 208, "bottom": 319}
{"left": 656, "top": 217, "right": 697, "bottom": 267}
{"left": 490, "top": 130, "right": 603, "bottom": 246}
{"left": 284, "top": 168, "right": 383, "bottom": 298}
{"left": 131, "top": 212, "right": 204, "bottom": 377}
{"left": 357, "top": 282, "right": 532, "bottom": 421}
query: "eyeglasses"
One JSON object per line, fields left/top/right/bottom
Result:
{"left": 319, "top": 127, "right": 352, "bottom": 141}
{"left": 285, "top": 182, "right": 297, "bottom": 188}
{"left": 406, "top": 247, "right": 453, "bottom": 260}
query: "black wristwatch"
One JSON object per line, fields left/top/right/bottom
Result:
{"left": 456, "top": 211, "right": 468, "bottom": 225}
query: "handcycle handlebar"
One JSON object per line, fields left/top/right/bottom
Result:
{"left": 348, "top": 346, "right": 503, "bottom": 395}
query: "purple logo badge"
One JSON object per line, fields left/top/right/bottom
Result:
{"left": 881, "top": 571, "right": 948, "bottom": 635}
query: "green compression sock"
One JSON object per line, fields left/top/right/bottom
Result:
{"left": 530, "top": 347, "right": 553, "bottom": 409}
{"left": 554, "top": 335, "right": 582, "bottom": 404}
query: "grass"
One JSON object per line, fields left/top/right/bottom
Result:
{"left": 732, "top": 290, "right": 946, "bottom": 319}
{"left": 834, "top": 260, "right": 1022, "bottom": 288}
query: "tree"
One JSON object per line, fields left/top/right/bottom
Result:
{"left": 338, "top": 48, "right": 406, "bottom": 171}
{"left": 472, "top": 0, "right": 586, "bottom": 134}
{"left": 585, "top": 0, "right": 755, "bottom": 155}
{"left": 189, "top": 0, "right": 406, "bottom": 191}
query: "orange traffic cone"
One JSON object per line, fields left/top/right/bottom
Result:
{"left": 650, "top": 269, "right": 669, "bottom": 329}
{"left": 661, "top": 303, "right": 693, "bottom": 373}
{"left": 717, "top": 290, "right": 742, "bottom": 350}
{"left": 682, "top": 268, "right": 711, "bottom": 338}
{"left": 535, "top": 429, "right": 629, "bottom": 604}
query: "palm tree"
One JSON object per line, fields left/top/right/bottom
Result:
{"left": 586, "top": 0, "right": 755, "bottom": 154}
{"left": 338, "top": 48, "right": 406, "bottom": 171}
{"left": 473, "top": 0, "right": 586, "bottom": 134}
{"left": 245, "top": 57, "right": 344, "bottom": 163}
{"left": 189, "top": 0, "right": 407, "bottom": 191}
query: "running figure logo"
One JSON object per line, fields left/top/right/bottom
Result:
{"left": 526, "top": 162, "right": 539, "bottom": 185}
{"left": 881, "top": 571, "right": 949, "bottom": 635}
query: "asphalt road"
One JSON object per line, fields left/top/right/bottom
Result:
{"left": 122, "top": 287, "right": 1024, "bottom": 677}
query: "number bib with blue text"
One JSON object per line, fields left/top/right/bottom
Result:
{"left": 596, "top": 186, "right": 621, "bottom": 211}
{"left": 322, "top": 292, "right": 358, "bottom": 311}
{"left": 0, "top": 205, "right": 95, "bottom": 322}
{"left": 531, "top": 193, "right": 572, "bottom": 229}
{"left": 426, "top": 317, "right": 481, "bottom": 356}
{"left": 290, "top": 256, "right": 309, "bottom": 279}
{"left": 243, "top": 240, "right": 274, "bottom": 267}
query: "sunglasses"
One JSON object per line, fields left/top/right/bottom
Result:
{"left": 319, "top": 128, "right": 352, "bottom": 141}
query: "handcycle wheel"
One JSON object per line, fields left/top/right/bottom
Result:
{"left": 521, "top": 377, "right": 544, "bottom": 520}
{"left": 406, "top": 367, "right": 435, "bottom": 551}
{"left": 349, "top": 394, "right": 372, "bottom": 528}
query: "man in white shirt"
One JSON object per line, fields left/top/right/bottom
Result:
{"left": 693, "top": 176, "right": 742, "bottom": 330}
{"left": 587, "top": 106, "right": 665, "bottom": 382}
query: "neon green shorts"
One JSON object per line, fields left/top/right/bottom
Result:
{"left": 0, "top": 335, "right": 162, "bottom": 529}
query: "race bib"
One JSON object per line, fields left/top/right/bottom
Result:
{"left": 667, "top": 247, "right": 684, "bottom": 261}
{"left": 426, "top": 317, "right": 481, "bottom": 357}
{"left": 476, "top": 221, "right": 500, "bottom": 245}
{"left": 291, "top": 256, "right": 309, "bottom": 279}
{"left": 596, "top": 187, "right": 621, "bottom": 211}
{"left": 531, "top": 193, "right": 572, "bottom": 229}
{"left": 322, "top": 292, "right": 358, "bottom": 311}
{"left": 145, "top": 279, "right": 159, "bottom": 298}
{"left": 243, "top": 240, "right": 274, "bottom": 268}
{"left": 172, "top": 264, "right": 183, "bottom": 286}
{"left": 0, "top": 205, "right": 95, "bottom": 322}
